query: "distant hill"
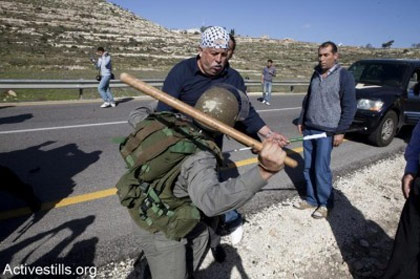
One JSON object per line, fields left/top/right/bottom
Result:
{"left": 1, "top": 0, "right": 419, "bottom": 80}
{"left": 0, "top": 0, "right": 197, "bottom": 79}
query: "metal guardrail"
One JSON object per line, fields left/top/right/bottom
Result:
{"left": 0, "top": 79, "right": 309, "bottom": 99}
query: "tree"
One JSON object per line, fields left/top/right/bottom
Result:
{"left": 365, "top": 43, "right": 374, "bottom": 49}
{"left": 382, "top": 40, "right": 394, "bottom": 48}
{"left": 200, "top": 26, "right": 208, "bottom": 33}
{"left": 412, "top": 43, "right": 420, "bottom": 49}
{"left": 230, "top": 29, "right": 235, "bottom": 37}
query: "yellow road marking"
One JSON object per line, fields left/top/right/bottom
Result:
{"left": 224, "top": 157, "right": 258, "bottom": 169}
{"left": 223, "top": 147, "right": 304, "bottom": 169}
{"left": 0, "top": 188, "right": 117, "bottom": 221}
{"left": 0, "top": 142, "right": 334, "bottom": 221}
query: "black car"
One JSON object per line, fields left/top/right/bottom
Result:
{"left": 348, "top": 59, "right": 420, "bottom": 146}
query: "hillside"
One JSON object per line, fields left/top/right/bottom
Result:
{"left": 0, "top": 0, "right": 197, "bottom": 79}
{"left": 1, "top": 0, "right": 420, "bottom": 81}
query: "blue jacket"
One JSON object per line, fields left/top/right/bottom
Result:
{"left": 405, "top": 121, "right": 420, "bottom": 175}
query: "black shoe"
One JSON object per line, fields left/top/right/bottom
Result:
{"left": 127, "top": 251, "right": 151, "bottom": 279}
{"left": 211, "top": 245, "right": 226, "bottom": 263}
{"left": 217, "top": 214, "right": 243, "bottom": 236}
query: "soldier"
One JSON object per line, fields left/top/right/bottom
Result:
{"left": 118, "top": 85, "right": 286, "bottom": 279}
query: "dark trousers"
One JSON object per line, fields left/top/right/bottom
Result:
{"left": 384, "top": 180, "right": 420, "bottom": 279}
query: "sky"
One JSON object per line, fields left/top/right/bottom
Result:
{"left": 108, "top": 0, "right": 420, "bottom": 48}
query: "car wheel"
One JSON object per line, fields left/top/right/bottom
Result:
{"left": 368, "top": 110, "right": 398, "bottom": 147}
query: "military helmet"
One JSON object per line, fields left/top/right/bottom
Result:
{"left": 194, "top": 84, "right": 250, "bottom": 132}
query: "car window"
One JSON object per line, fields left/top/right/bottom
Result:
{"left": 348, "top": 62, "right": 365, "bottom": 82}
{"left": 349, "top": 62, "right": 408, "bottom": 88}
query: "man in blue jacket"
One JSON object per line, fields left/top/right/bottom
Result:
{"left": 156, "top": 26, "right": 288, "bottom": 147}
{"left": 152, "top": 26, "right": 289, "bottom": 250}
{"left": 295, "top": 41, "right": 357, "bottom": 219}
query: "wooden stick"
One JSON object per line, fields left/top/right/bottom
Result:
{"left": 120, "top": 73, "right": 298, "bottom": 168}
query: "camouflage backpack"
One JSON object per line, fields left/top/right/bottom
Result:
{"left": 115, "top": 112, "right": 223, "bottom": 240}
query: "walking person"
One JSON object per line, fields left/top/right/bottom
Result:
{"left": 91, "top": 47, "right": 116, "bottom": 108}
{"left": 383, "top": 121, "right": 420, "bottom": 279}
{"left": 294, "top": 41, "right": 356, "bottom": 218}
{"left": 261, "top": 59, "right": 276, "bottom": 105}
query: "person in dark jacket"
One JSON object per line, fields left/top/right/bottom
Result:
{"left": 383, "top": 121, "right": 420, "bottom": 279}
{"left": 156, "top": 26, "right": 288, "bottom": 147}
{"left": 294, "top": 41, "right": 357, "bottom": 219}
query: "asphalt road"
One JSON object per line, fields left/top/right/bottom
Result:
{"left": 0, "top": 94, "right": 410, "bottom": 272}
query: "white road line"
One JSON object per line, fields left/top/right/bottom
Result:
{"left": 256, "top": 107, "right": 301, "bottom": 113}
{"left": 0, "top": 121, "right": 127, "bottom": 134}
{"left": 0, "top": 107, "right": 301, "bottom": 134}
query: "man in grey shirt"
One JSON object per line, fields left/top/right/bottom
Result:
{"left": 127, "top": 86, "right": 287, "bottom": 279}
{"left": 295, "top": 41, "right": 356, "bottom": 219}
{"left": 261, "top": 59, "right": 276, "bottom": 105}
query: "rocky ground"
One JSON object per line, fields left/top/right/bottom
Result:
{"left": 86, "top": 154, "right": 406, "bottom": 279}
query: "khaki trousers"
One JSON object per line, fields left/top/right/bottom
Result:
{"left": 131, "top": 220, "right": 211, "bottom": 279}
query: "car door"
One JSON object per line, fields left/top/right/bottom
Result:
{"left": 402, "top": 67, "right": 420, "bottom": 124}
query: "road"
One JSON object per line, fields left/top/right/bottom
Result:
{"left": 0, "top": 94, "right": 410, "bottom": 272}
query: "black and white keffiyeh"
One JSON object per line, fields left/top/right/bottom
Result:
{"left": 200, "top": 26, "right": 229, "bottom": 49}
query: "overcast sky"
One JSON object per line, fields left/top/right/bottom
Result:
{"left": 108, "top": 0, "right": 420, "bottom": 48}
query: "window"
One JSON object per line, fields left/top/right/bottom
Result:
{"left": 349, "top": 62, "right": 408, "bottom": 88}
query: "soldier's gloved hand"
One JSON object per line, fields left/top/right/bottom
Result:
{"left": 257, "top": 138, "right": 286, "bottom": 180}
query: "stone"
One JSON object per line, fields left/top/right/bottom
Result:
{"left": 7, "top": 90, "right": 17, "bottom": 97}
{"left": 282, "top": 200, "right": 292, "bottom": 206}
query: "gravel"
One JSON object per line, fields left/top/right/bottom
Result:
{"left": 88, "top": 154, "right": 406, "bottom": 279}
